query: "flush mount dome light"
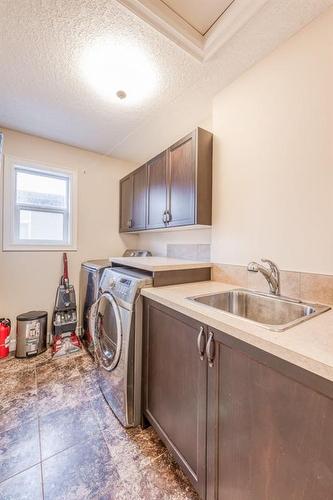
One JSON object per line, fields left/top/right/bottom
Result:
{"left": 116, "top": 90, "right": 127, "bottom": 100}
{"left": 80, "top": 39, "right": 157, "bottom": 105}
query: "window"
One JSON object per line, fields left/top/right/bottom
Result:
{"left": 3, "top": 156, "right": 77, "bottom": 250}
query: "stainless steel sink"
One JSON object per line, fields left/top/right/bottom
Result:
{"left": 188, "top": 289, "right": 331, "bottom": 331}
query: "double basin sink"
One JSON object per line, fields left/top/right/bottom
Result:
{"left": 188, "top": 289, "right": 331, "bottom": 331}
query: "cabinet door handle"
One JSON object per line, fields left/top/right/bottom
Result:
{"left": 206, "top": 331, "right": 215, "bottom": 367}
{"left": 197, "top": 326, "right": 205, "bottom": 360}
{"left": 162, "top": 211, "right": 167, "bottom": 223}
{"left": 127, "top": 219, "right": 133, "bottom": 228}
{"left": 166, "top": 210, "right": 171, "bottom": 223}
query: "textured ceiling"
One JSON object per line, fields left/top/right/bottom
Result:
{"left": 0, "top": 0, "right": 333, "bottom": 163}
{"left": 0, "top": 0, "right": 202, "bottom": 155}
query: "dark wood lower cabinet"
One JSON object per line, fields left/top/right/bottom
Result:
{"left": 143, "top": 299, "right": 333, "bottom": 500}
{"left": 143, "top": 299, "right": 207, "bottom": 498}
{"left": 207, "top": 327, "right": 333, "bottom": 500}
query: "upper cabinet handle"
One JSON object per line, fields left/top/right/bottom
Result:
{"left": 197, "top": 326, "right": 205, "bottom": 360}
{"left": 127, "top": 219, "right": 132, "bottom": 228}
{"left": 166, "top": 210, "right": 171, "bottom": 223}
{"left": 206, "top": 331, "right": 215, "bottom": 367}
{"left": 162, "top": 211, "right": 167, "bottom": 223}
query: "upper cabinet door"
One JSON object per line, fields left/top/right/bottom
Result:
{"left": 167, "top": 131, "right": 196, "bottom": 227}
{"left": 119, "top": 174, "right": 133, "bottom": 232}
{"left": 132, "top": 165, "right": 147, "bottom": 231}
{"left": 146, "top": 151, "right": 168, "bottom": 229}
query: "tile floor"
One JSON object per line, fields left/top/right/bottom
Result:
{"left": 0, "top": 349, "right": 198, "bottom": 500}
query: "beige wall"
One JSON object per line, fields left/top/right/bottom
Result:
{"left": 211, "top": 7, "right": 333, "bottom": 275}
{"left": 2, "top": 4, "right": 333, "bottom": 346}
{"left": 0, "top": 128, "right": 137, "bottom": 343}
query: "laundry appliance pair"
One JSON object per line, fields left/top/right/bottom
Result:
{"left": 79, "top": 253, "right": 152, "bottom": 427}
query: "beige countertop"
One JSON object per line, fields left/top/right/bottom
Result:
{"left": 141, "top": 281, "right": 333, "bottom": 383}
{"left": 109, "top": 256, "right": 212, "bottom": 272}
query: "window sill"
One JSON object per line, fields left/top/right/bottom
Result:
{"left": 3, "top": 244, "right": 78, "bottom": 252}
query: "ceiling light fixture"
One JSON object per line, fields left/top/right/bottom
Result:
{"left": 80, "top": 38, "right": 157, "bottom": 105}
{"left": 116, "top": 90, "right": 127, "bottom": 100}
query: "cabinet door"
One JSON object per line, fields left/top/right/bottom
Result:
{"left": 167, "top": 131, "right": 196, "bottom": 227}
{"left": 132, "top": 165, "right": 147, "bottom": 230}
{"left": 143, "top": 299, "right": 207, "bottom": 498}
{"left": 119, "top": 175, "right": 133, "bottom": 232}
{"left": 146, "top": 151, "right": 167, "bottom": 229}
{"left": 206, "top": 327, "right": 333, "bottom": 500}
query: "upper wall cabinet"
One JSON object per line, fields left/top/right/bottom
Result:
{"left": 119, "top": 164, "right": 147, "bottom": 232}
{"left": 119, "top": 128, "right": 213, "bottom": 233}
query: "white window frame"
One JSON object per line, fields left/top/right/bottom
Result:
{"left": 3, "top": 155, "right": 78, "bottom": 251}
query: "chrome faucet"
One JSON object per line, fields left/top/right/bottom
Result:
{"left": 247, "top": 258, "right": 280, "bottom": 295}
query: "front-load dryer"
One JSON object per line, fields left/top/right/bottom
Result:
{"left": 90, "top": 267, "right": 152, "bottom": 427}
{"left": 79, "top": 260, "right": 112, "bottom": 357}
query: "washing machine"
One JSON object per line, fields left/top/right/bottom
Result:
{"left": 79, "top": 251, "right": 151, "bottom": 357}
{"left": 90, "top": 267, "right": 153, "bottom": 427}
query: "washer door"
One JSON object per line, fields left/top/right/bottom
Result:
{"left": 93, "top": 292, "right": 122, "bottom": 371}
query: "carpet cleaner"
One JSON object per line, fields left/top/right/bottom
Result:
{"left": 52, "top": 253, "right": 81, "bottom": 357}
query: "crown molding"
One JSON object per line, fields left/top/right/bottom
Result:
{"left": 116, "top": 0, "right": 269, "bottom": 61}
{"left": 117, "top": 0, "right": 204, "bottom": 60}
{"left": 203, "top": 0, "right": 270, "bottom": 60}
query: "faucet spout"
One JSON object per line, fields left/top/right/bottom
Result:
{"left": 247, "top": 258, "right": 281, "bottom": 295}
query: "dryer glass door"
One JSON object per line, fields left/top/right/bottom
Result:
{"left": 94, "top": 292, "right": 122, "bottom": 371}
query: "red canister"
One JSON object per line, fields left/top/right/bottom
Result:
{"left": 0, "top": 319, "right": 11, "bottom": 358}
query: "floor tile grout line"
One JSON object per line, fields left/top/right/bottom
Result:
{"left": 40, "top": 462, "right": 45, "bottom": 500}
{"left": 0, "top": 355, "right": 92, "bottom": 429}
{"left": 39, "top": 401, "right": 104, "bottom": 464}
{"left": 0, "top": 460, "right": 42, "bottom": 486}
{"left": 0, "top": 412, "right": 38, "bottom": 435}
{"left": 35, "top": 354, "right": 100, "bottom": 489}
{"left": 34, "top": 361, "right": 38, "bottom": 391}
{"left": 0, "top": 350, "right": 197, "bottom": 499}
{"left": 35, "top": 352, "right": 98, "bottom": 466}
{"left": 40, "top": 438, "right": 88, "bottom": 464}
{"left": 0, "top": 371, "right": 38, "bottom": 433}
{"left": 37, "top": 418, "right": 45, "bottom": 500}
